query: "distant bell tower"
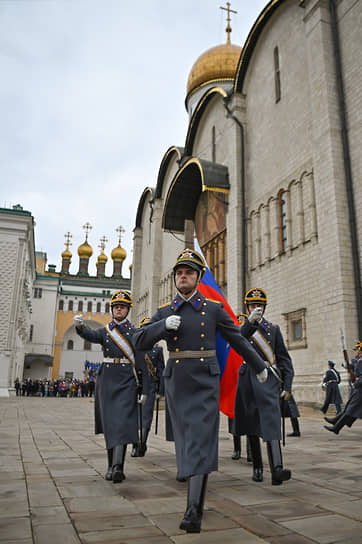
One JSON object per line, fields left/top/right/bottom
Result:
{"left": 96, "top": 236, "right": 108, "bottom": 278}
{"left": 77, "top": 222, "right": 93, "bottom": 276}
{"left": 61, "top": 232, "right": 72, "bottom": 275}
{"left": 111, "top": 226, "right": 127, "bottom": 278}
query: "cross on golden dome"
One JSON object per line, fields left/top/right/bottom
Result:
{"left": 116, "top": 225, "right": 125, "bottom": 245}
{"left": 64, "top": 231, "right": 72, "bottom": 250}
{"left": 82, "top": 222, "right": 92, "bottom": 242}
{"left": 99, "top": 236, "right": 108, "bottom": 252}
{"left": 220, "top": 2, "right": 237, "bottom": 45}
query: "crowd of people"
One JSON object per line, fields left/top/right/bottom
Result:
{"left": 14, "top": 377, "right": 96, "bottom": 397}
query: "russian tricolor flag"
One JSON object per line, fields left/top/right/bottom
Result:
{"left": 194, "top": 240, "right": 244, "bottom": 419}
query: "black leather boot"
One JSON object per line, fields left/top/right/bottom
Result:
{"left": 179, "top": 474, "right": 208, "bottom": 533}
{"left": 287, "top": 418, "right": 301, "bottom": 437}
{"left": 248, "top": 435, "right": 263, "bottom": 482}
{"left": 324, "top": 414, "right": 356, "bottom": 434}
{"left": 266, "top": 440, "right": 291, "bottom": 485}
{"left": 246, "top": 436, "right": 252, "bottom": 462}
{"left": 105, "top": 449, "right": 113, "bottom": 481}
{"left": 112, "top": 444, "right": 127, "bottom": 483}
{"left": 231, "top": 435, "right": 241, "bottom": 460}
{"left": 137, "top": 430, "right": 149, "bottom": 457}
{"left": 324, "top": 414, "right": 341, "bottom": 425}
{"left": 131, "top": 443, "right": 139, "bottom": 457}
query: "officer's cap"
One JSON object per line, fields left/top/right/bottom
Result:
{"left": 139, "top": 316, "right": 150, "bottom": 327}
{"left": 353, "top": 341, "right": 362, "bottom": 350}
{"left": 111, "top": 290, "right": 133, "bottom": 308}
{"left": 173, "top": 248, "right": 206, "bottom": 278}
{"left": 244, "top": 288, "right": 268, "bottom": 306}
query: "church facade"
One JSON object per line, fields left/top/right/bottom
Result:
{"left": 131, "top": 0, "right": 362, "bottom": 405}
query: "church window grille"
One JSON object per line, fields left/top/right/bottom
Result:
{"left": 96, "top": 302, "right": 101, "bottom": 312}
{"left": 78, "top": 301, "right": 83, "bottom": 312}
{"left": 34, "top": 287, "right": 42, "bottom": 298}
{"left": 58, "top": 300, "right": 64, "bottom": 311}
{"left": 68, "top": 300, "right": 73, "bottom": 311}
{"left": 29, "top": 325, "right": 34, "bottom": 342}
{"left": 274, "top": 46, "right": 281, "bottom": 103}
{"left": 67, "top": 339, "right": 74, "bottom": 350}
{"left": 105, "top": 302, "right": 110, "bottom": 313}
{"left": 279, "top": 191, "right": 287, "bottom": 253}
{"left": 84, "top": 340, "right": 92, "bottom": 351}
{"left": 87, "top": 301, "right": 92, "bottom": 312}
{"left": 201, "top": 230, "right": 226, "bottom": 291}
{"left": 283, "top": 308, "right": 307, "bottom": 350}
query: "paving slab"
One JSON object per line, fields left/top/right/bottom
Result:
{"left": 1, "top": 398, "right": 362, "bottom": 544}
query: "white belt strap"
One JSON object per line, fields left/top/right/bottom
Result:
{"left": 252, "top": 329, "right": 275, "bottom": 366}
{"left": 105, "top": 325, "right": 139, "bottom": 386}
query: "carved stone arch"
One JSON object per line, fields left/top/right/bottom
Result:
{"left": 155, "top": 146, "right": 183, "bottom": 200}
{"left": 135, "top": 187, "right": 155, "bottom": 229}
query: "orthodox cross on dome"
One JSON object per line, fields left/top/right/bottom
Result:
{"left": 116, "top": 225, "right": 125, "bottom": 245}
{"left": 99, "top": 235, "right": 108, "bottom": 252}
{"left": 220, "top": 2, "right": 237, "bottom": 45}
{"left": 82, "top": 222, "right": 92, "bottom": 242}
{"left": 64, "top": 231, "right": 72, "bottom": 250}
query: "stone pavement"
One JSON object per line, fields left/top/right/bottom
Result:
{"left": 0, "top": 398, "right": 361, "bottom": 544}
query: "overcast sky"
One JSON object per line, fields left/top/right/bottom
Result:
{"left": 0, "top": 0, "right": 266, "bottom": 277}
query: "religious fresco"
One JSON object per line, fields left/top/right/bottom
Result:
{"left": 195, "top": 190, "right": 227, "bottom": 246}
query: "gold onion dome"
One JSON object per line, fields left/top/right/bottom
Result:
{"left": 61, "top": 248, "right": 72, "bottom": 260}
{"left": 78, "top": 241, "right": 93, "bottom": 258}
{"left": 111, "top": 244, "right": 126, "bottom": 262}
{"left": 186, "top": 42, "right": 242, "bottom": 96}
{"left": 97, "top": 251, "right": 108, "bottom": 264}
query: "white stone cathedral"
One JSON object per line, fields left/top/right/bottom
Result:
{"left": 131, "top": 0, "right": 362, "bottom": 405}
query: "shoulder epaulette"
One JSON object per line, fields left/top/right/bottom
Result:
{"left": 205, "top": 297, "right": 222, "bottom": 305}
{"left": 158, "top": 302, "right": 171, "bottom": 309}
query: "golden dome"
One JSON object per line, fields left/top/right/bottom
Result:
{"left": 61, "top": 248, "right": 72, "bottom": 260}
{"left": 78, "top": 241, "right": 93, "bottom": 258}
{"left": 97, "top": 251, "right": 108, "bottom": 264}
{"left": 111, "top": 244, "right": 126, "bottom": 261}
{"left": 186, "top": 42, "right": 242, "bottom": 96}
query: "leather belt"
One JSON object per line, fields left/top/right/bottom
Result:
{"left": 168, "top": 350, "right": 216, "bottom": 359}
{"left": 103, "top": 357, "right": 129, "bottom": 364}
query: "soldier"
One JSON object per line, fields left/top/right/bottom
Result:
{"left": 324, "top": 341, "right": 362, "bottom": 434}
{"left": 133, "top": 249, "right": 267, "bottom": 533}
{"left": 234, "top": 288, "right": 294, "bottom": 485}
{"left": 131, "top": 317, "right": 165, "bottom": 457}
{"left": 320, "top": 361, "right": 343, "bottom": 415}
{"left": 74, "top": 290, "right": 148, "bottom": 483}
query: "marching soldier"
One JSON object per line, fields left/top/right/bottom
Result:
{"left": 131, "top": 317, "right": 165, "bottom": 457}
{"left": 324, "top": 341, "right": 362, "bottom": 434}
{"left": 133, "top": 249, "right": 267, "bottom": 533}
{"left": 320, "top": 361, "right": 343, "bottom": 415}
{"left": 74, "top": 290, "right": 148, "bottom": 483}
{"left": 234, "top": 288, "right": 294, "bottom": 485}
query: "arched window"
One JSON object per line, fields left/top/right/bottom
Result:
{"left": 105, "top": 302, "right": 110, "bottom": 313}
{"left": 96, "top": 302, "right": 101, "bottom": 313}
{"left": 68, "top": 300, "right": 73, "bottom": 311}
{"left": 87, "top": 301, "right": 92, "bottom": 313}
{"left": 58, "top": 300, "right": 64, "bottom": 311}
{"left": 78, "top": 301, "right": 83, "bottom": 312}
{"left": 274, "top": 46, "right": 281, "bottom": 103}
{"left": 84, "top": 340, "right": 91, "bottom": 351}
{"left": 279, "top": 190, "right": 287, "bottom": 253}
{"left": 67, "top": 339, "right": 74, "bottom": 350}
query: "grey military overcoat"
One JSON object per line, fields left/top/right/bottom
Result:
{"left": 141, "top": 345, "right": 165, "bottom": 434}
{"left": 76, "top": 320, "right": 149, "bottom": 450}
{"left": 344, "top": 356, "right": 362, "bottom": 419}
{"left": 232, "top": 318, "right": 294, "bottom": 442}
{"left": 133, "top": 291, "right": 266, "bottom": 480}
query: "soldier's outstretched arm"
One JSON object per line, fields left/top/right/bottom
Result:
{"left": 216, "top": 306, "right": 266, "bottom": 374}
{"left": 74, "top": 324, "right": 104, "bottom": 344}
{"left": 133, "top": 310, "right": 170, "bottom": 351}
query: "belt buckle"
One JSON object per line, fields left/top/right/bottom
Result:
{"left": 114, "top": 358, "right": 120, "bottom": 364}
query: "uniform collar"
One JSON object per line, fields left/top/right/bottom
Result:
{"left": 171, "top": 290, "right": 204, "bottom": 312}
{"left": 109, "top": 319, "right": 131, "bottom": 332}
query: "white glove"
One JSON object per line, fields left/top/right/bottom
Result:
{"left": 256, "top": 368, "right": 268, "bottom": 383}
{"left": 137, "top": 394, "right": 147, "bottom": 405}
{"left": 281, "top": 390, "right": 292, "bottom": 401}
{"left": 248, "top": 307, "right": 263, "bottom": 324}
{"left": 165, "top": 315, "right": 181, "bottom": 331}
{"left": 74, "top": 314, "right": 84, "bottom": 327}
{"left": 155, "top": 393, "right": 161, "bottom": 400}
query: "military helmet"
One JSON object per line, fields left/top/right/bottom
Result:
{"left": 173, "top": 248, "right": 206, "bottom": 279}
{"left": 110, "top": 290, "right": 133, "bottom": 308}
{"left": 353, "top": 341, "right": 362, "bottom": 350}
{"left": 244, "top": 288, "right": 268, "bottom": 306}
{"left": 139, "top": 316, "right": 150, "bottom": 327}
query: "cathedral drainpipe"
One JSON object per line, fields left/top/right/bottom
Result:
{"left": 223, "top": 96, "right": 247, "bottom": 312}
{"left": 329, "top": 0, "right": 362, "bottom": 337}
